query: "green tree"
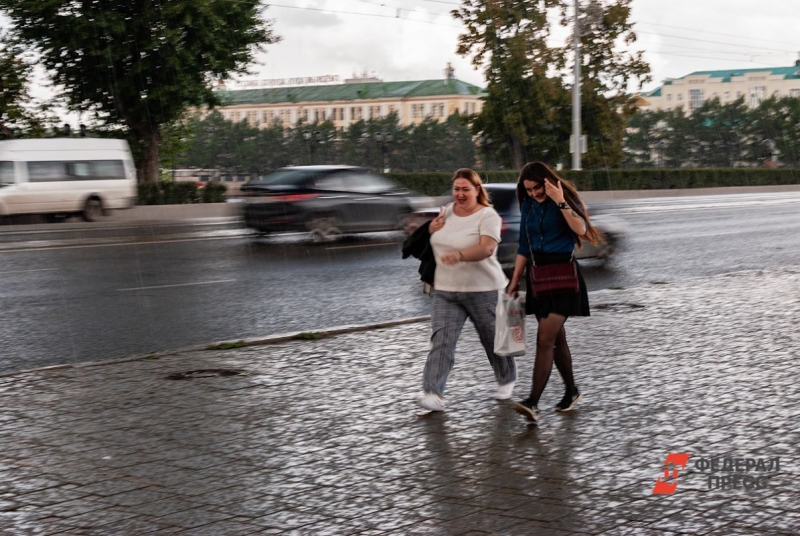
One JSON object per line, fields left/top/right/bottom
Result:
{"left": 453, "top": 0, "right": 566, "bottom": 169}
{"left": 177, "top": 111, "right": 478, "bottom": 175}
{"left": 687, "top": 97, "right": 751, "bottom": 167}
{"left": 0, "top": 32, "right": 54, "bottom": 139}
{"left": 452, "top": 0, "right": 649, "bottom": 169}
{"left": 562, "top": 0, "right": 651, "bottom": 168}
{"left": 748, "top": 97, "right": 800, "bottom": 168}
{"left": 0, "top": 0, "right": 279, "bottom": 181}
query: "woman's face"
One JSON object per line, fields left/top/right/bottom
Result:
{"left": 452, "top": 178, "right": 479, "bottom": 208}
{"left": 523, "top": 179, "right": 547, "bottom": 203}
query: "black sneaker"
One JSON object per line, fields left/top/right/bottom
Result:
{"left": 512, "top": 398, "right": 540, "bottom": 423}
{"left": 555, "top": 387, "right": 582, "bottom": 412}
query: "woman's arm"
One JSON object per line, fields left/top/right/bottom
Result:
{"left": 440, "top": 235, "right": 497, "bottom": 266}
{"left": 559, "top": 204, "right": 587, "bottom": 237}
{"left": 545, "top": 179, "right": 587, "bottom": 237}
{"left": 506, "top": 254, "right": 528, "bottom": 297}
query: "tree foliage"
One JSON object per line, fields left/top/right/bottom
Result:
{"left": 0, "top": 0, "right": 279, "bottom": 181}
{"left": 623, "top": 97, "right": 800, "bottom": 169}
{"left": 452, "top": 0, "right": 649, "bottom": 169}
{"left": 176, "top": 111, "right": 477, "bottom": 175}
{"left": 0, "top": 32, "right": 55, "bottom": 139}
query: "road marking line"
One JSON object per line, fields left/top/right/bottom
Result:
{"left": 118, "top": 279, "right": 237, "bottom": 292}
{"left": 0, "top": 268, "right": 58, "bottom": 274}
{"left": 0, "top": 235, "right": 242, "bottom": 253}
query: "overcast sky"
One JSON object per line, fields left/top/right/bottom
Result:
{"left": 245, "top": 0, "right": 796, "bottom": 92}
{"left": 7, "top": 0, "right": 798, "bottom": 109}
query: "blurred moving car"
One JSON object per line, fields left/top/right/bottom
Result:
{"left": 402, "top": 183, "right": 624, "bottom": 272}
{"left": 240, "top": 165, "right": 433, "bottom": 241}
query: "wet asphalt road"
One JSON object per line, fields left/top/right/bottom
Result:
{"left": 1, "top": 191, "right": 799, "bottom": 372}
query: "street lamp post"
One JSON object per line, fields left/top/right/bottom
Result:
{"left": 375, "top": 132, "right": 393, "bottom": 173}
{"left": 571, "top": 0, "right": 582, "bottom": 171}
{"left": 302, "top": 129, "right": 323, "bottom": 164}
{"left": 477, "top": 133, "right": 494, "bottom": 170}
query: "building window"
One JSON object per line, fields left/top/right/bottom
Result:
{"left": 411, "top": 104, "right": 417, "bottom": 119}
{"left": 339, "top": 108, "right": 344, "bottom": 120}
{"left": 689, "top": 89, "right": 704, "bottom": 111}
{"left": 749, "top": 86, "right": 766, "bottom": 107}
{"left": 736, "top": 91, "right": 743, "bottom": 99}
{"left": 677, "top": 94, "right": 683, "bottom": 101}
{"left": 666, "top": 94, "right": 672, "bottom": 102}
{"left": 723, "top": 91, "right": 730, "bottom": 100}
{"left": 439, "top": 103, "right": 445, "bottom": 117}
{"left": 773, "top": 90, "right": 780, "bottom": 97}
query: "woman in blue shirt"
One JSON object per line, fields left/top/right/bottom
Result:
{"left": 506, "top": 162, "right": 603, "bottom": 424}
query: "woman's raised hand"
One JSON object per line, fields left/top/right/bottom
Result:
{"left": 429, "top": 206, "right": 446, "bottom": 234}
{"left": 544, "top": 178, "right": 565, "bottom": 204}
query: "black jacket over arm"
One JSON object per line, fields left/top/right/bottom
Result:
{"left": 401, "top": 220, "right": 435, "bottom": 286}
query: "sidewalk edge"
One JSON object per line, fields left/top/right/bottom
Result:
{"left": 0, "top": 316, "right": 431, "bottom": 378}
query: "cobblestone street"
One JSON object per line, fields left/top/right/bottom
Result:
{"left": 1, "top": 267, "right": 799, "bottom": 535}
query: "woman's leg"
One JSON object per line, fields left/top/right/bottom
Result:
{"left": 422, "top": 291, "right": 468, "bottom": 397}
{"left": 527, "top": 313, "right": 567, "bottom": 406}
{"left": 552, "top": 325, "right": 576, "bottom": 393}
{"left": 461, "top": 291, "right": 516, "bottom": 387}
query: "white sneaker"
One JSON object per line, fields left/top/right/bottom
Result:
{"left": 494, "top": 382, "right": 515, "bottom": 400}
{"left": 416, "top": 392, "right": 445, "bottom": 412}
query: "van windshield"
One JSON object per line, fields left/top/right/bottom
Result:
{"left": 0, "top": 162, "right": 14, "bottom": 187}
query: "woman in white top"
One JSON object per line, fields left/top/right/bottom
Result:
{"left": 416, "top": 169, "right": 517, "bottom": 412}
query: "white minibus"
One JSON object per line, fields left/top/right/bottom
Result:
{"left": 0, "top": 138, "right": 137, "bottom": 221}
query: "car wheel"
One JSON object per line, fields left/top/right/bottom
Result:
{"left": 82, "top": 197, "right": 104, "bottom": 222}
{"left": 308, "top": 217, "right": 342, "bottom": 242}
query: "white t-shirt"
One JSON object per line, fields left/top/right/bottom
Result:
{"left": 429, "top": 204, "right": 508, "bottom": 292}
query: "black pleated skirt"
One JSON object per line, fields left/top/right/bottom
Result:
{"left": 524, "top": 252, "right": 590, "bottom": 319}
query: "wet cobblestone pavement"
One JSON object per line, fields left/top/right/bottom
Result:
{"left": 1, "top": 267, "right": 799, "bottom": 535}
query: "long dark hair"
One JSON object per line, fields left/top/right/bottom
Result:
{"left": 515, "top": 161, "right": 603, "bottom": 247}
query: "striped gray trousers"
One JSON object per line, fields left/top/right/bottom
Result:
{"left": 422, "top": 290, "right": 517, "bottom": 397}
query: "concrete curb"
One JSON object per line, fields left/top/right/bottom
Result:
{"left": 0, "top": 315, "right": 432, "bottom": 378}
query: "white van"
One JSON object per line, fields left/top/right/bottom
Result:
{"left": 0, "top": 138, "right": 137, "bottom": 221}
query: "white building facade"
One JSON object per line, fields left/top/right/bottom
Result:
{"left": 639, "top": 63, "right": 800, "bottom": 113}
{"left": 211, "top": 74, "right": 484, "bottom": 129}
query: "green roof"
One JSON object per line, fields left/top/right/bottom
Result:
{"left": 216, "top": 79, "right": 485, "bottom": 105}
{"left": 681, "top": 66, "right": 800, "bottom": 83}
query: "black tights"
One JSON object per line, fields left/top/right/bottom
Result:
{"left": 527, "top": 313, "right": 576, "bottom": 406}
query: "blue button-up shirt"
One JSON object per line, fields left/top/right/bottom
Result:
{"left": 516, "top": 197, "right": 578, "bottom": 257}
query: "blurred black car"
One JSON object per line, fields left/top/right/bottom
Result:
{"left": 240, "top": 166, "right": 432, "bottom": 241}
{"left": 402, "top": 183, "right": 623, "bottom": 272}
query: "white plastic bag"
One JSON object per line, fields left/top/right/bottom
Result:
{"left": 494, "top": 290, "right": 526, "bottom": 357}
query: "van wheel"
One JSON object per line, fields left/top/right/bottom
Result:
{"left": 82, "top": 198, "right": 104, "bottom": 222}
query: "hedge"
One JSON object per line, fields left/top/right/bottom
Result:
{"left": 138, "top": 181, "right": 227, "bottom": 205}
{"left": 387, "top": 168, "right": 800, "bottom": 197}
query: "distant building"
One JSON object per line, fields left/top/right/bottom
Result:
{"left": 638, "top": 62, "right": 800, "bottom": 113}
{"left": 211, "top": 67, "right": 485, "bottom": 129}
